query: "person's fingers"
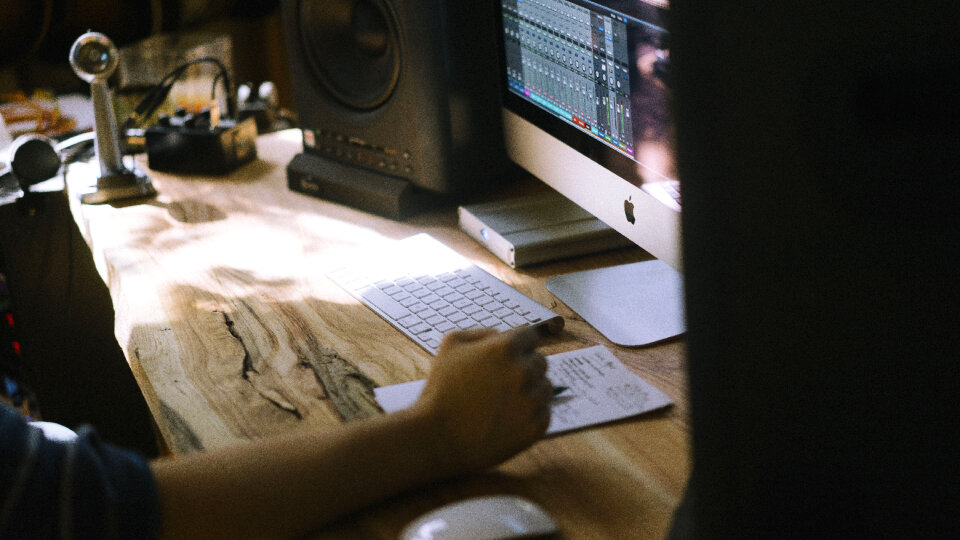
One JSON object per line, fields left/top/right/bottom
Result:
{"left": 529, "top": 351, "right": 547, "bottom": 378}
{"left": 438, "top": 328, "right": 497, "bottom": 350}
{"left": 521, "top": 351, "right": 548, "bottom": 392}
{"left": 532, "top": 378, "right": 553, "bottom": 435}
{"left": 506, "top": 326, "right": 540, "bottom": 355}
{"left": 454, "top": 328, "right": 497, "bottom": 342}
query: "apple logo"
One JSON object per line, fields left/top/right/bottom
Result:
{"left": 624, "top": 195, "right": 636, "bottom": 224}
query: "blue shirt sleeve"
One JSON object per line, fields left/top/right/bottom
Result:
{"left": 0, "top": 405, "right": 161, "bottom": 539}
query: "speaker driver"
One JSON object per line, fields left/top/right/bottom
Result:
{"left": 297, "top": 0, "right": 401, "bottom": 110}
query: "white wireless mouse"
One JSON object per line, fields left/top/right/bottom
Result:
{"left": 400, "top": 495, "right": 559, "bottom": 540}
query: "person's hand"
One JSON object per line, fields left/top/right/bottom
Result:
{"left": 410, "top": 327, "right": 552, "bottom": 475}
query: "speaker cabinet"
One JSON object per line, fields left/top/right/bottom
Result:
{"left": 281, "top": 0, "right": 508, "bottom": 219}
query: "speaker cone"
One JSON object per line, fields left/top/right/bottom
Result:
{"left": 297, "top": 0, "right": 401, "bottom": 110}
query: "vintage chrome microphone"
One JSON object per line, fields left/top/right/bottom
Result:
{"left": 69, "top": 31, "right": 156, "bottom": 204}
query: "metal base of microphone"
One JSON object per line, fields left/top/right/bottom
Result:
{"left": 80, "top": 169, "right": 157, "bottom": 205}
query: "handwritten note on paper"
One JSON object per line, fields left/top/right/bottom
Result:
{"left": 373, "top": 345, "right": 673, "bottom": 435}
{"left": 542, "top": 345, "right": 673, "bottom": 434}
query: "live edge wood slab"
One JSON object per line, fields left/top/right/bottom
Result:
{"left": 66, "top": 129, "right": 690, "bottom": 539}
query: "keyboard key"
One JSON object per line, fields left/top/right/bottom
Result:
{"left": 504, "top": 314, "right": 527, "bottom": 327}
{"left": 418, "top": 308, "right": 439, "bottom": 320}
{"left": 443, "top": 291, "right": 464, "bottom": 302}
{"left": 398, "top": 314, "right": 422, "bottom": 328}
{"left": 456, "top": 318, "right": 478, "bottom": 329}
{"left": 417, "top": 331, "right": 443, "bottom": 350}
{"left": 409, "top": 322, "right": 431, "bottom": 335}
{"left": 411, "top": 288, "right": 432, "bottom": 299}
{"left": 464, "top": 289, "right": 485, "bottom": 300}
{"left": 435, "top": 321, "right": 456, "bottom": 333}
{"left": 472, "top": 311, "right": 495, "bottom": 323}
{"left": 380, "top": 285, "right": 403, "bottom": 296}
{"left": 359, "top": 287, "right": 412, "bottom": 321}
{"left": 419, "top": 329, "right": 445, "bottom": 346}
{"left": 425, "top": 314, "right": 446, "bottom": 326}
{"left": 447, "top": 311, "right": 469, "bottom": 323}
{"left": 435, "top": 286, "right": 456, "bottom": 297}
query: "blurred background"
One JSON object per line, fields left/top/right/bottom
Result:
{"left": 0, "top": 0, "right": 292, "bottom": 456}
{"left": 1, "top": 0, "right": 292, "bottom": 141}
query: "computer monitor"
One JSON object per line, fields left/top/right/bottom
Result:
{"left": 496, "top": 0, "right": 683, "bottom": 346}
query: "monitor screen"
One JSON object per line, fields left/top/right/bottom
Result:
{"left": 497, "top": 0, "right": 684, "bottom": 346}
{"left": 502, "top": 0, "right": 674, "bottom": 186}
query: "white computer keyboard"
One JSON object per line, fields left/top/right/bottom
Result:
{"left": 328, "top": 233, "right": 564, "bottom": 355}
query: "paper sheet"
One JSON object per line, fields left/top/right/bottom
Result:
{"left": 374, "top": 345, "right": 673, "bottom": 435}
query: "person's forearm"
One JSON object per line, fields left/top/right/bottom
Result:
{"left": 150, "top": 406, "right": 452, "bottom": 540}
{"left": 149, "top": 328, "right": 550, "bottom": 539}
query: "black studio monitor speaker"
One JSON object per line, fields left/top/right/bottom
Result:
{"left": 281, "top": 0, "right": 508, "bottom": 219}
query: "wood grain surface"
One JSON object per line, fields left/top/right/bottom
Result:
{"left": 67, "top": 130, "right": 690, "bottom": 538}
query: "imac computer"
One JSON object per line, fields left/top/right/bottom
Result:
{"left": 496, "top": 0, "right": 683, "bottom": 346}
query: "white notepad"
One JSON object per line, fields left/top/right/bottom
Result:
{"left": 374, "top": 345, "right": 673, "bottom": 435}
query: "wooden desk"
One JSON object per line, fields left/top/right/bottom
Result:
{"left": 68, "top": 130, "right": 690, "bottom": 538}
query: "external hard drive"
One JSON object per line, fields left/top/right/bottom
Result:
{"left": 458, "top": 190, "right": 632, "bottom": 268}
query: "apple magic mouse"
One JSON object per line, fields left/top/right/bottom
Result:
{"left": 400, "top": 495, "right": 559, "bottom": 540}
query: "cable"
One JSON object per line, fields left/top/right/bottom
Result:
{"left": 125, "top": 56, "right": 232, "bottom": 128}
{"left": 121, "top": 56, "right": 235, "bottom": 131}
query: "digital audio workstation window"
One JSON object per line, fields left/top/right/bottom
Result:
{"left": 502, "top": 0, "right": 635, "bottom": 155}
